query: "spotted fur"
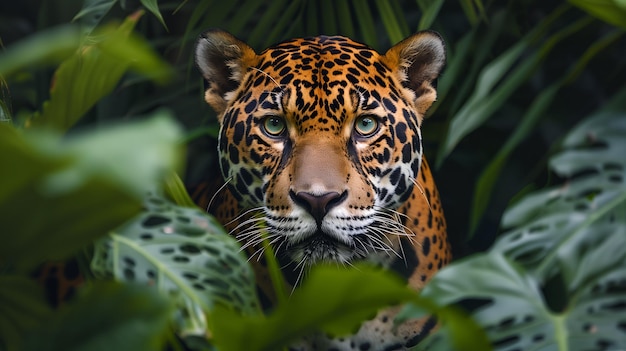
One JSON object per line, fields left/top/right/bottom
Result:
{"left": 194, "top": 29, "right": 451, "bottom": 351}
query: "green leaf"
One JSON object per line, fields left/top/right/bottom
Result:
{"left": 375, "top": 0, "right": 407, "bottom": 44}
{"left": 569, "top": 0, "right": 626, "bottom": 29}
{"left": 416, "top": 0, "right": 445, "bottom": 30}
{"left": 73, "top": 0, "right": 119, "bottom": 33}
{"left": 0, "top": 25, "right": 82, "bottom": 77}
{"left": 469, "top": 83, "right": 559, "bottom": 236}
{"left": 495, "top": 97, "right": 626, "bottom": 279}
{"left": 468, "top": 29, "right": 623, "bottom": 236}
{"left": 212, "top": 265, "right": 447, "bottom": 351}
{"left": 0, "top": 276, "right": 52, "bottom": 351}
{"left": 423, "top": 89, "right": 626, "bottom": 350}
{"left": 437, "top": 14, "right": 592, "bottom": 166}
{"left": 23, "top": 281, "right": 172, "bottom": 351}
{"left": 351, "top": 0, "right": 379, "bottom": 48}
{"left": 28, "top": 12, "right": 173, "bottom": 131}
{"left": 92, "top": 194, "right": 259, "bottom": 337}
{"left": 335, "top": 0, "right": 356, "bottom": 38}
{"left": 164, "top": 172, "right": 198, "bottom": 208}
{"left": 140, "top": 0, "right": 167, "bottom": 29}
{"left": 420, "top": 252, "right": 626, "bottom": 351}
{"left": 0, "top": 114, "right": 183, "bottom": 271}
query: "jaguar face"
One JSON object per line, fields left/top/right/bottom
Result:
{"left": 195, "top": 30, "right": 445, "bottom": 269}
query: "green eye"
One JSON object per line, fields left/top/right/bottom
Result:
{"left": 354, "top": 115, "right": 379, "bottom": 136}
{"left": 262, "top": 116, "right": 286, "bottom": 136}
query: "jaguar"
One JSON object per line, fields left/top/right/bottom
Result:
{"left": 193, "top": 29, "right": 451, "bottom": 351}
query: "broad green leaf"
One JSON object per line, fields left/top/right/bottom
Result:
{"left": 0, "top": 25, "right": 81, "bottom": 77}
{"left": 420, "top": 250, "right": 626, "bottom": 351}
{"left": 495, "top": 93, "right": 626, "bottom": 278}
{"left": 423, "top": 90, "right": 626, "bottom": 350}
{"left": 23, "top": 281, "right": 172, "bottom": 351}
{"left": 211, "top": 265, "right": 415, "bottom": 351}
{"left": 569, "top": 0, "right": 626, "bottom": 29}
{"left": 0, "top": 114, "right": 182, "bottom": 271}
{"left": 92, "top": 194, "right": 259, "bottom": 337}
{"left": 29, "top": 12, "right": 172, "bottom": 131}
{"left": 0, "top": 276, "right": 52, "bottom": 351}
{"left": 140, "top": 0, "right": 167, "bottom": 29}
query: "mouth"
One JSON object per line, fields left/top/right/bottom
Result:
{"left": 295, "top": 230, "right": 348, "bottom": 248}
{"left": 280, "top": 229, "right": 360, "bottom": 267}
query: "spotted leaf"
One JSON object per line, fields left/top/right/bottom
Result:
{"left": 92, "top": 194, "right": 259, "bottom": 337}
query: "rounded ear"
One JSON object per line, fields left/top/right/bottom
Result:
{"left": 195, "top": 29, "right": 258, "bottom": 115}
{"left": 383, "top": 31, "right": 446, "bottom": 116}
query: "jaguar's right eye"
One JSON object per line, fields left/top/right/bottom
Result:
{"left": 262, "top": 115, "right": 286, "bottom": 137}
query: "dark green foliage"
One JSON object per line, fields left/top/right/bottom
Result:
{"left": 0, "top": 0, "right": 625, "bottom": 350}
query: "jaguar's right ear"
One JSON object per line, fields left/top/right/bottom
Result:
{"left": 195, "top": 29, "right": 258, "bottom": 115}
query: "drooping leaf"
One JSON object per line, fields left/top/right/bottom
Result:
{"left": 91, "top": 194, "right": 259, "bottom": 337}
{"left": 436, "top": 11, "right": 591, "bottom": 166}
{"left": 23, "top": 281, "right": 172, "bottom": 351}
{"left": 28, "top": 11, "right": 172, "bottom": 131}
{"left": 140, "top": 0, "right": 168, "bottom": 29}
{"left": 0, "top": 25, "right": 81, "bottom": 77}
{"left": 469, "top": 30, "right": 624, "bottom": 236}
{"left": 0, "top": 113, "right": 182, "bottom": 271}
{"left": 0, "top": 276, "right": 52, "bottom": 351}
{"left": 569, "top": 0, "right": 626, "bottom": 29}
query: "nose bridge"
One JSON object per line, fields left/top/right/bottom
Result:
{"left": 291, "top": 137, "right": 347, "bottom": 194}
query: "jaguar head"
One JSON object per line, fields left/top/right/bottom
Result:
{"left": 195, "top": 30, "right": 445, "bottom": 269}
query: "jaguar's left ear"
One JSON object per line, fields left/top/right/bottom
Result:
{"left": 383, "top": 31, "right": 446, "bottom": 116}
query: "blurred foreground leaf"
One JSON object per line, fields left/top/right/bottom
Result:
{"left": 569, "top": 0, "right": 626, "bottom": 29}
{"left": 23, "top": 281, "right": 172, "bottom": 351}
{"left": 0, "top": 113, "right": 182, "bottom": 271}
{"left": 212, "top": 265, "right": 489, "bottom": 351}
{"left": 28, "top": 11, "right": 172, "bottom": 131}
{"left": 0, "top": 276, "right": 52, "bottom": 351}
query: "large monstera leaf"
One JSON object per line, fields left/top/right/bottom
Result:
{"left": 412, "top": 93, "right": 626, "bottom": 351}
{"left": 92, "top": 194, "right": 259, "bottom": 338}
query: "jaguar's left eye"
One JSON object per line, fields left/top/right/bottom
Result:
{"left": 262, "top": 115, "right": 286, "bottom": 136}
{"left": 354, "top": 115, "right": 379, "bottom": 136}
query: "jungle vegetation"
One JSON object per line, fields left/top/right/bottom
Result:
{"left": 1, "top": 0, "right": 625, "bottom": 350}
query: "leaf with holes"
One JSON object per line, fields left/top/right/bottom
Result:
{"left": 416, "top": 246, "right": 626, "bottom": 351}
{"left": 91, "top": 194, "right": 259, "bottom": 338}
{"left": 495, "top": 95, "right": 626, "bottom": 279}
{"left": 413, "top": 89, "right": 626, "bottom": 350}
